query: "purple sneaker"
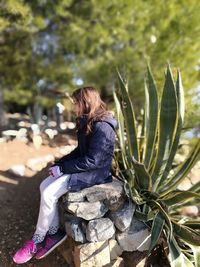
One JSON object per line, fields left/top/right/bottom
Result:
{"left": 13, "top": 239, "right": 39, "bottom": 264}
{"left": 35, "top": 229, "right": 67, "bottom": 259}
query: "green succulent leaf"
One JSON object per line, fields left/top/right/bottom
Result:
{"left": 116, "top": 69, "right": 139, "bottom": 161}
{"left": 188, "top": 181, "right": 200, "bottom": 193}
{"left": 161, "top": 191, "right": 200, "bottom": 206}
{"left": 139, "top": 108, "right": 146, "bottom": 162}
{"left": 158, "top": 70, "right": 184, "bottom": 189}
{"left": 160, "top": 140, "right": 200, "bottom": 194}
{"left": 131, "top": 156, "right": 152, "bottom": 191}
{"left": 151, "top": 65, "right": 178, "bottom": 191}
{"left": 148, "top": 212, "right": 165, "bottom": 253}
{"left": 173, "top": 221, "right": 200, "bottom": 246}
{"left": 143, "top": 65, "right": 158, "bottom": 170}
{"left": 148, "top": 199, "right": 173, "bottom": 241}
{"left": 183, "top": 221, "right": 200, "bottom": 230}
{"left": 113, "top": 91, "right": 127, "bottom": 169}
{"left": 168, "top": 236, "right": 194, "bottom": 267}
{"left": 190, "top": 245, "right": 200, "bottom": 267}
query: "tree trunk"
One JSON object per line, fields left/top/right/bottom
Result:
{"left": 0, "top": 88, "right": 7, "bottom": 131}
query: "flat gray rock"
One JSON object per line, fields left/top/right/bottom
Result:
{"left": 109, "top": 200, "right": 136, "bottom": 231}
{"left": 66, "top": 201, "right": 108, "bottom": 220}
{"left": 64, "top": 214, "right": 86, "bottom": 243}
{"left": 86, "top": 218, "right": 115, "bottom": 242}
{"left": 116, "top": 217, "right": 151, "bottom": 252}
{"left": 63, "top": 177, "right": 124, "bottom": 204}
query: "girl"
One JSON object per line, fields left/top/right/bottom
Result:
{"left": 13, "top": 86, "right": 118, "bottom": 264}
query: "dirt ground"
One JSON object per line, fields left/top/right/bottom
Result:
{"left": 0, "top": 139, "right": 72, "bottom": 267}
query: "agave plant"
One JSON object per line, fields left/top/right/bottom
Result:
{"left": 113, "top": 65, "right": 200, "bottom": 267}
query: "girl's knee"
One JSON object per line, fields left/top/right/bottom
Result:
{"left": 41, "top": 187, "right": 51, "bottom": 201}
{"left": 41, "top": 184, "right": 58, "bottom": 203}
{"left": 39, "top": 176, "right": 51, "bottom": 193}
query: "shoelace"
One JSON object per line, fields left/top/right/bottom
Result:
{"left": 22, "top": 240, "right": 37, "bottom": 254}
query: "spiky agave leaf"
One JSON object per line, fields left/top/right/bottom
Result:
{"left": 151, "top": 65, "right": 178, "bottom": 191}
{"left": 160, "top": 140, "right": 200, "bottom": 195}
{"left": 172, "top": 221, "right": 200, "bottom": 246}
{"left": 189, "top": 245, "right": 200, "bottom": 267}
{"left": 116, "top": 69, "right": 139, "bottom": 161}
{"left": 143, "top": 65, "right": 159, "bottom": 170}
{"left": 131, "top": 156, "right": 152, "bottom": 191}
{"left": 157, "top": 70, "right": 185, "bottom": 190}
{"left": 160, "top": 190, "right": 200, "bottom": 206}
{"left": 148, "top": 211, "right": 165, "bottom": 253}
{"left": 168, "top": 236, "right": 194, "bottom": 267}
{"left": 113, "top": 91, "right": 127, "bottom": 169}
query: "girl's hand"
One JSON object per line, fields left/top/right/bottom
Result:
{"left": 49, "top": 165, "right": 63, "bottom": 178}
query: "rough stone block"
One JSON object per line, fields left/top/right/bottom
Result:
{"left": 64, "top": 214, "right": 86, "bottom": 243}
{"left": 109, "top": 239, "right": 123, "bottom": 260}
{"left": 116, "top": 217, "right": 151, "bottom": 252}
{"left": 66, "top": 201, "right": 108, "bottom": 220}
{"left": 86, "top": 218, "right": 115, "bottom": 242}
{"left": 63, "top": 192, "right": 85, "bottom": 203}
{"left": 64, "top": 177, "right": 124, "bottom": 205}
{"left": 109, "top": 200, "right": 135, "bottom": 231}
{"left": 111, "top": 257, "right": 125, "bottom": 267}
{"left": 74, "top": 241, "right": 110, "bottom": 267}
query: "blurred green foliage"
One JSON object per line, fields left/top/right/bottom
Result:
{"left": 0, "top": 0, "right": 200, "bottom": 127}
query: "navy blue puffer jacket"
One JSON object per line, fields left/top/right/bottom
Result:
{"left": 57, "top": 114, "right": 118, "bottom": 192}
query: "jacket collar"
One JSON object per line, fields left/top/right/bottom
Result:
{"left": 78, "top": 114, "right": 118, "bottom": 131}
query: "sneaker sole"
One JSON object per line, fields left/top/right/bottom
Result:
{"left": 13, "top": 254, "right": 34, "bottom": 264}
{"left": 35, "top": 235, "right": 67, "bottom": 260}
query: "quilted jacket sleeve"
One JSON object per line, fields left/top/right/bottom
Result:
{"left": 59, "top": 122, "right": 115, "bottom": 174}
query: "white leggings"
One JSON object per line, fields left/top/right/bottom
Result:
{"left": 33, "top": 174, "right": 70, "bottom": 242}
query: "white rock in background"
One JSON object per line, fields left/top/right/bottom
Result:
{"left": 45, "top": 128, "right": 57, "bottom": 139}
{"left": 116, "top": 217, "right": 151, "bottom": 252}
{"left": 0, "top": 137, "right": 6, "bottom": 143}
{"left": 66, "top": 201, "right": 108, "bottom": 220}
{"left": 86, "top": 218, "right": 115, "bottom": 242}
{"left": 43, "top": 154, "right": 55, "bottom": 163}
{"left": 8, "top": 164, "right": 26, "bottom": 177}
{"left": 16, "top": 128, "right": 27, "bottom": 139}
{"left": 26, "top": 154, "right": 54, "bottom": 171}
{"left": 182, "top": 206, "right": 199, "bottom": 217}
{"left": 26, "top": 158, "right": 46, "bottom": 171}
{"left": 59, "top": 145, "right": 76, "bottom": 156}
{"left": 178, "top": 177, "right": 193, "bottom": 190}
{"left": 2, "top": 130, "right": 18, "bottom": 140}
{"left": 31, "top": 124, "right": 40, "bottom": 135}
{"left": 32, "top": 135, "right": 43, "bottom": 150}
{"left": 67, "top": 122, "right": 76, "bottom": 129}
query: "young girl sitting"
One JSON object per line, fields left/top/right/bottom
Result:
{"left": 13, "top": 86, "right": 118, "bottom": 264}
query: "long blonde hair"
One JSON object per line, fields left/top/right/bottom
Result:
{"left": 72, "top": 87, "right": 112, "bottom": 135}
